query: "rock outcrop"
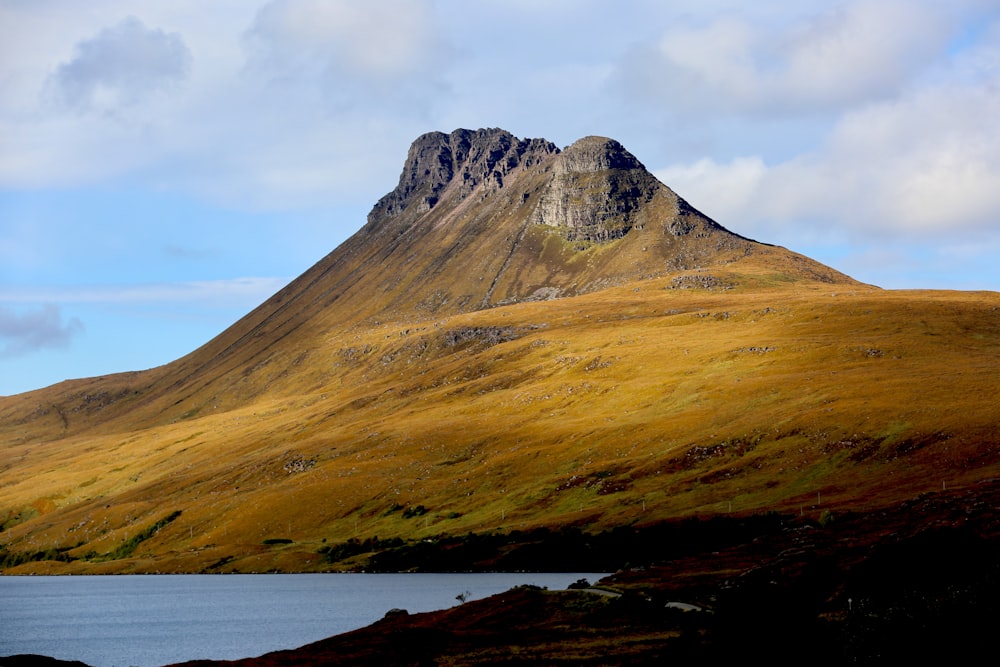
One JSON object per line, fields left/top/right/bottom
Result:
{"left": 263, "top": 127, "right": 852, "bottom": 330}
{"left": 368, "top": 128, "right": 558, "bottom": 222}
{"left": 533, "top": 136, "right": 663, "bottom": 244}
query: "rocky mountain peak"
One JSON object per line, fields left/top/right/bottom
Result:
{"left": 553, "top": 135, "right": 645, "bottom": 174}
{"left": 534, "top": 136, "right": 662, "bottom": 243}
{"left": 368, "top": 128, "right": 559, "bottom": 223}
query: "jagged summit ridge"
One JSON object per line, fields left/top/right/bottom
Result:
{"left": 347, "top": 128, "right": 848, "bottom": 317}
{"left": 368, "top": 129, "right": 707, "bottom": 246}
{"left": 160, "top": 128, "right": 850, "bottom": 389}
{"left": 368, "top": 128, "right": 558, "bottom": 223}
{"left": 553, "top": 135, "right": 645, "bottom": 174}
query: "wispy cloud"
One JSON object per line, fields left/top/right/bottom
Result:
{"left": 162, "top": 244, "right": 219, "bottom": 260}
{"left": 0, "top": 304, "right": 84, "bottom": 359}
{"left": 242, "top": 0, "right": 450, "bottom": 99}
{"left": 0, "top": 277, "right": 290, "bottom": 306}
{"left": 620, "top": 0, "right": 950, "bottom": 117}
{"left": 653, "top": 67, "right": 1000, "bottom": 243}
{"left": 45, "top": 15, "right": 191, "bottom": 115}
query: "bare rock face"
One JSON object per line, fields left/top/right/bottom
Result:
{"left": 553, "top": 135, "right": 644, "bottom": 174}
{"left": 367, "top": 130, "right": 704, "bottom": 247}
{"left": 355, "top": 128, "right": 760, "bottom": 313}
{"left": 368, "top": 128, "right": 558, "bottom": 223}
{"left": 533, "top": 136, "right": 661, "bottom": 243}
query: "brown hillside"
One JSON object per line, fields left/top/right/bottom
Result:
{"left": 1, "top": 129, "right": 997, "bottom": 576}
{"left": 0, "top": 129, "right": 851, "bottom": 437}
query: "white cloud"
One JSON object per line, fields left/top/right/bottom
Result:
{"left": 828, "top": 86, "right": 1000, "bottom": 233}
{"left": 0, "top": 113, "right": 173, "bottom": 188}
{"left": 773, "top": 0, "right": 945, "bottom": 108}
{"left": 627, "top": 0, "right": 950, "bottom": 116}
{"left": 45, "top": 15, "right": 191, "bottom": 114}
{"left": 242, "top": 0, "right": 449, "bottom": 111}
{"left": 0, "top": 10, "right": 196, "bottom": 187}
{"left": 0, "top": 277, "right": 290, "bottom": 307}
{"left": 653, "top": 19, "right": 1000, "bottom": 245}
{"left": 0, "top": 1, "right": 445, "bottom": 206}
{"left": 246, "top": 0, "right": 442, "bottom": 78}
{"left": 655, "top": 156, "right": 767, "bottom": 226}
{"left": 0, "top": 304, "right": 84, "bottom": 359}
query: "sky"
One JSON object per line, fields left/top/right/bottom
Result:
{"left": 2, "top": 0, "right": 999, "bottom": 396}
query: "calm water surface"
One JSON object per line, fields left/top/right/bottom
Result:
{"left": 0, "top": 573, "right": 604, "bottom": 667}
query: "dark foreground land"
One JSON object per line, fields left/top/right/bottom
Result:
{"left": 7, "top": 479, "right": 999, "bottom": 667}
{"left": 172, "top": 481, "right": 999, "bottom": 665}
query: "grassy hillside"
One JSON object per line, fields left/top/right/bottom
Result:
{"left": 2, "top": 260, "right": 997, "bottom": 574}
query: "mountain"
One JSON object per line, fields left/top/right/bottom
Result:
{"left": 0, "top": 129, "right": 849, "bottom": 433}
{"left": 1, "top": 128, "right": 997, "bottom": 578}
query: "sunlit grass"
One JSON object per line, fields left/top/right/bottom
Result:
{"left": 1, "top": 271, "right": 998, "bottom": 573}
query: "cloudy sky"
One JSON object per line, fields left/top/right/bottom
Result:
{"left": 2, "top": 0, "right": 998, "bottom": 395}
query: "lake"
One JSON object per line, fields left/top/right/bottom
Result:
{"left": 0, "top": 573, "right": 605, "bottom": 667}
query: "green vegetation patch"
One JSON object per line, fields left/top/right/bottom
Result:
{"left": 0, "top": 507, "right": 39, "bottom": 532}
{"left": 0, "top": 545, "right": 77, "bottom": 569}
{"left": 318, "top": 536, "right": 405, "bottom": 563}
{"left": 107, "top": 510, "right": 183, "bottom": 560}
{"left": 0, "top": 510, "right": 183, "bottom": 570}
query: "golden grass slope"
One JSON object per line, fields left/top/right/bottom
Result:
{"left": 1, "top": 129, "right": 997, "bottom": 573}
{"left": 2, "top": 262, "right": 998, "bottom": 574}
{"left": 0, "top": 131, "right": 855, "bottom": 440}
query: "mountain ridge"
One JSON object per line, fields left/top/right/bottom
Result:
{"left": 0, "top": 128, "right": 854, "bottom": 436}
{"left": 1, "top": 129, "right": 996, "bottom": 580}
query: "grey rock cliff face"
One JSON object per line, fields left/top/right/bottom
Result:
{"left": 368, "top": 128, "right": 559, "bottom": 223}
{"left": 533, "top": 136, "right": 662, "bottom": 243}
{"left": 366, "top": 128, "right": 732, "bottom": 252}
{"left": 369, "top": 129, "right": 678, "bottom": 247}
{"left": 552, "top": 135, "right": 644, "bottom": 174}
